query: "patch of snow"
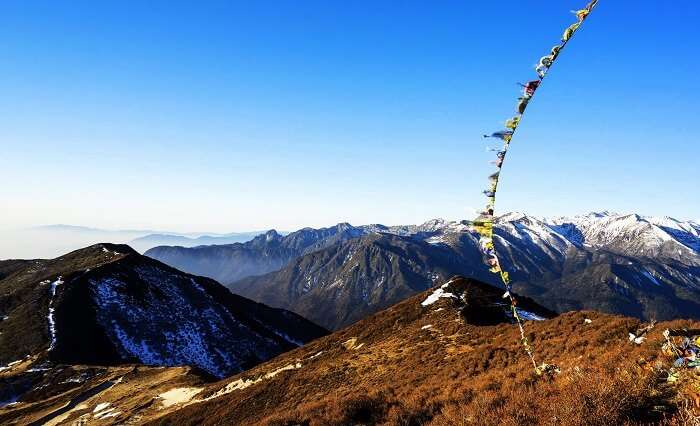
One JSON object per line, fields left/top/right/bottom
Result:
{"left": 1, "top": 359, "right": 23, "bottom": 372}
{"left": 584, "top": 318, "right": 593, "bottom": 324}
{"left": 641, "top": 269, "right": 661, "bottom": 286}
{"left": 100, "top": 412, "right": 121, "bottom": 419}
{"left": 0, "top": 395, "right": 20, "bottom": 407}
{"left": 628, "top": 333, "right": 645, "bottom": 345}
{"left": 47, "top": 277, "right": 64, "bottom": 351}
{"left": 421, "top": 325, "right": 432, "bottom": 330}
{"left": 421, "top": 285, "right": 456, "bottom": 307}
{"left": 442, "top": 277, "right": 460, "bottom": 286}
{"left": 159, "top": 387, "right": 203, "bottom": 408}
{"left": 94, "top": 407, "right": 120, "bottom": 419}
{"left": 342, "top": 337, "right": 364, "bottom": 350}
{"left": 102, "top": 247, "right": 121, "bottom": 256}
{"left": 204, "top": 362, "right": 302, "bottom": 401}
{"left": 426, "top": 235, "right": 447, "bottom": 245}
{"left": 93, "top": 402, "right": 111, "bottom": 413}
{"left": 515, "top": 308, "right": 545, "bottom": 321}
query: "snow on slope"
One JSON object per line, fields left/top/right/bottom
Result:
{"left": 89, "top": 264, "right": 298, "bottom": 378}
{"left": 47, "top": 277, "right": 64, "bottom": 351}
{"left": 399, "top": 212, "right": 699, "bottom": 262}
{"left": 546, "top": 212, "right": 700, "bottom": 260}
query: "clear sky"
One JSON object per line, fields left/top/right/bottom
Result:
{"left": 1, "top": 1, "right": 698, "bottom": 233}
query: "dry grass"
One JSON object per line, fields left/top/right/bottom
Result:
{"left": 153, "top": 278, "right": 700, "bottom": 426}
{"left": 259, "top": 362, "right": 676, "bottom": 426}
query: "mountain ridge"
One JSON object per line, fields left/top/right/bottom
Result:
{"left": 0, "top": 243, "right": 327, "bottom": 378}
{"left": 145, "top": 223, "right": 374, "bottom": 285}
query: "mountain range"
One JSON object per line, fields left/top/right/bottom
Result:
{"left": 147, "top": 212, "right": 700, "bottom": 330}
{"left": 145, "top": 224, "right": 369, "bottom": 285}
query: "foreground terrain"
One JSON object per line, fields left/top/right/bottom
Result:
{"left": 2, "top": 276, "right": 698, "bottom": 425}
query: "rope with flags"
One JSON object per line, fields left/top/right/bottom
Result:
{"left": 473, "top": 0, "right": 599, "bottom": 374}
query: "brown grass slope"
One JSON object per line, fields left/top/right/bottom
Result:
{"left": 151, "top": 276, "right": 700, "bottom": 425}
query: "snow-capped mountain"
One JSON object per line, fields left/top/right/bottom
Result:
{"left": 0, "top": 244, "right": 327, "bottom": 378}
{"left": 417, "top": 211, "right": 699, "bottom": 262}
{"left": 222, "top": 212, "right": 700, "bottom": 329}
{"left": 547, "top": 212, "right": 700, "bottom": 260}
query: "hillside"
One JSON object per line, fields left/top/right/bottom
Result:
{"left": 0, "top": 244, "right": 327, "bottom": 378}
{"left": 1, "top": 276, "right": 698, "bottom": 424}
{"left": 151, "top": 276, "right": 700, "bottom": 425}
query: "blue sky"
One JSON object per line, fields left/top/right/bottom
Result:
{"left": 1, "top": 1, "right": 698, "bottom": 232}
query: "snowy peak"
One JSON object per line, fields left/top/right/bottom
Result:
{"left": 464, "top": 212, "right": 700, "bottom": 261}
{"left": 587, "top": 210, "right": 617, "bottom": 218}
{"left": 497, "top": 211, "right": 530, "bottom": 223}
{"left": 416, "top": 218, "right": 449, "bottom": 232}
{"left": 250, "top": 229, "right": 283, "bottom": 245}
{"left": 550, "top": 212, "right": 700, "bottom": 258}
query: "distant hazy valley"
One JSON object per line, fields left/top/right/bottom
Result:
{"left": 0, "top": 225, "right": 266, "bottom": 259}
